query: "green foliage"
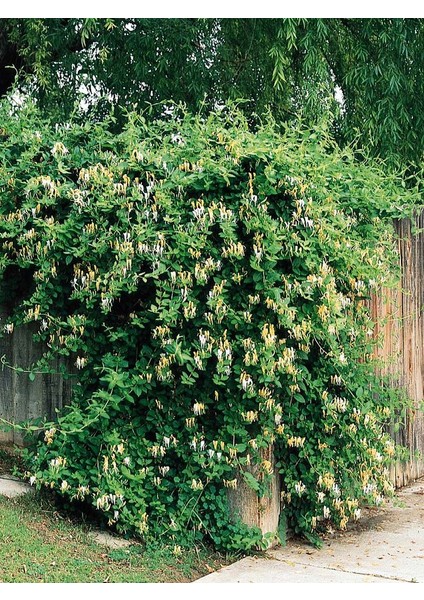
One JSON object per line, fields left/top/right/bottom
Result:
{"left": 2, "top": 18, "right": 424, "bottom": 167}
{"left": 0, "top": 99, "right": 420, "bottom": 550}
{"left": 268, "top": 19, "right": 424, "bottom": 166}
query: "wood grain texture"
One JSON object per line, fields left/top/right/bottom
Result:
{"left": 370, "top": 210, "right": 424, "bottom": 488}
{"left": 0, "top": 309, "right": 73, "bottom": 445}
{"left": 227, "top": 445, "right": 281, "bottom": 546}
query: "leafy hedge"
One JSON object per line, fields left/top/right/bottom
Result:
{"left": 0, "top": 100, "right": 419, "bottom": 550}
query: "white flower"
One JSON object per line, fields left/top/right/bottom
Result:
{"left": 199, "top": 333, "right": 208, "bottom": 348}
{"left": 354, "top": 279, "right": 365, "bottom": 291}
{"left": 193, "top": 206, "right": 205, "bottom": 220}
{"left": 294, "top": 481, "right": 306, "bottom": 495}
{"left": 240, "top": 371, "right": 254, "bottom": 391}
{"left": 193, "top": 402, "right": 205, "bottom": 416}
{"left": 333, "top": 396, "right": 348, "bottom": 412}
{"left": 76, "top": 485, "right": 89, "bottom": 499}
{"left": 332, "top": 483, "right": 341, "bottom": 497}
{"left": 101, "top": 297, "right": 113, "bottom": 310}
{"left": 41, "top": 176, "right": 55, "bottom": 190}
{"left": 75, "top": 356, "right": 87, "bottom": 369}
{"left": 194, "top": 353, "right": 203, "bottom": 369}
{"left": 171, "top": 133, "right": 184, "bottom": 145}
{"left": 363, "top": 483, "right": 376, "bottom": 495}
{"left": 253, "top": 245, "right": 263, "bottom": 261}
{"left": 354, "top": 508, "right": 361, "bottom": 521}
{"left": 300, "top": 216, "right": 314, "bottom": 228}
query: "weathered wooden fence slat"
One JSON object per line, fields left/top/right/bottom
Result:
{"left": 0, "top": 315, "right": 72, "bottom": 446}
{"left": 370, "top": 210, "right": 424, "bottom": 486}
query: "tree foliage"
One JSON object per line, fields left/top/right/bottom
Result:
{"left": 0, "top": 100, "right": 419, "bottom": 549}
{"left": 1, "top": 18, "right": 424, "bottom": 167}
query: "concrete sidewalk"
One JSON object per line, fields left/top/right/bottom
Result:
{"left": 195, "top": 478, "right": 424, "bottom": 584}
{"left": 0, "top": 474, "right": 33, "bottom": 499}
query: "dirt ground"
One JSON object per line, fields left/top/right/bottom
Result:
{"left": 0, "top": 443, "right": 23, "bottom": 476}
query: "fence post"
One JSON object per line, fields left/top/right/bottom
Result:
{"left": 227, "top": 445, "right": 282, "bottom": 547}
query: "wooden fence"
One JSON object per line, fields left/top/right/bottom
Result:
{"left": 0, "top": 315, "right": 73, "bottom": 446}
{"left": 370, "top": 210, "right": 424, "bottom": 487}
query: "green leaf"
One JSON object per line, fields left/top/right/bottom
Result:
{"left": 242, "top": 471, "right": 260, "bottom": 492}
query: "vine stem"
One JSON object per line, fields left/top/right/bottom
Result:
{"left": 0, "top": 354, "right": 77, "bottom": 378}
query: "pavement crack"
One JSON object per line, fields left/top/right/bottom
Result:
{"left": 273, "top": 557, "right": 416, "bottom": 583}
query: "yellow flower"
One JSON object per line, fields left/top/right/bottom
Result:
{"left": 262, "top": 460, "right": 273, "bottom": 475}
{"left": 242, "top": 410, "right": 258, "bottom": 423}
{"left": 287, "top": 436, "right": 305, "bottom": 448}
{"left": 138, "top": 512, "right": 149, "bottom": 534}
{"left": 103, "top": 456, "right": 109, "bottom": 473}
{"left": 44, "top": 427, "right": 57, "bottom": 445}
{"left": 223, "top": 478, "right": 237, "bottom": 489}
{"left": 193, "top": 402, "right": 205, "bottom": 416}
{"left": 317, "top": 305, "right": 329, "bottom": 322}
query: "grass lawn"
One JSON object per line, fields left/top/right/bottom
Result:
{"left": 0, "top": 445, "right": 234, "bottom": 583}
{"left": 0, "top": 493, "right": 233, "bottom": 583}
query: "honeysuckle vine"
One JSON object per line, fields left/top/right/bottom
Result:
{"left": 0, "top": 100, "right": 420, "bottom": 550}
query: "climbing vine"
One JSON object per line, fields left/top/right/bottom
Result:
{"left": 0, "top": 99, "right": 419, "bottom": 550}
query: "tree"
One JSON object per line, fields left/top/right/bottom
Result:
{"left": 1, "top": 18, "right": 424, "bottom": 167}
